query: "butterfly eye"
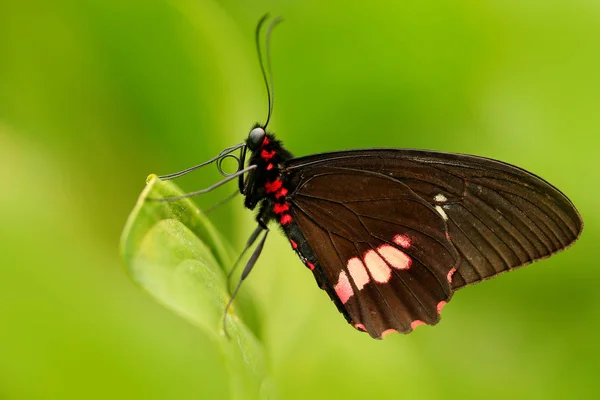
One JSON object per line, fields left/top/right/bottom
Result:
{"left": 248, "top": 127, "right": 266, "bottom": 150}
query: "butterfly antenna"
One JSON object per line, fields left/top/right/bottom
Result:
{"left": 256, "top": 14, "right": 283, "bottom": 129}
{"left": 223, "top": 228, "right": 269, "bottom": 339}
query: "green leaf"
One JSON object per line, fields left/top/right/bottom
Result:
{"left": 120, "top": 175, "right": 274, "bottom": 400}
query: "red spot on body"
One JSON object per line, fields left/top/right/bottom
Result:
{"left": 290, "top": 239, "right": 297, "bottom": 249}
{"left": 437, "top": 301, "right": 447, "bottom": 314}
{"left": 280, "top": 214, "right": 292, "bottom": 225}
{"left": 364, "top": 250, "right": 392, "bottom": 283}
{"left": 347, "top": 257, "right": 370, "bottom": 290}
{"left": 381, "top": 329, "right": 397, "bottom": 339}
{"left": 266, "top": 163, "right": 274, "bottom": 170}
{"left": 354, "top": 323, "right": 366, "bottom": 332}
{"left": 447, "top": 267, "right": 457, "bottom": 283}
{"left": 273, "top": 203, "right": 289, "bottom": 214}
{"left": 335, "top": 271, "right": 353, "bottom": 304}
{"left": 261, "top": 149, "right": 276, "bottom": 160}
{"left": 393, "top": 234, "right": 411, "bottom": 249}
{"left": 411, "top": 320, "right": 425, "bottom": 330}
{"left": 275, "top": 187, "right": 288, "bottom": 199}
{"left": 265, "top": 179, "right": 283, "bottom": 194}
{"left": 377, "top": 244, "right": 412, "bottom": 270}
{"left": 306, "top": 261, "right": 315, "bottom": 270}
{"left": 261, "top": 136, "right": 270, "bottom": 147}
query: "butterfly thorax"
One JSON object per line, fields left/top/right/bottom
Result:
{"left": 244, "top": 131, "right": 294, "bottom": 226}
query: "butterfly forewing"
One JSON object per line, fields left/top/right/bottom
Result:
{"left": 281, "top": 149, "right": 582, "bottom": 336}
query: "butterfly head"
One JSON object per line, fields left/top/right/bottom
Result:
{"left": 247, "top": 126, "right": 267, "bottom": 151}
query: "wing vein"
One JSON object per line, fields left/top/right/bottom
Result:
{"left": 454, "top": 204, "right": 515, "bottom": 270}
{"left": 463, "top": 195, "right": 532, "bottom": 262}
{"left": 489, "top": 190, "right": 554, "bottom": 254}
{"left": 446, "top": 216, "right": 485, "bottom": 282}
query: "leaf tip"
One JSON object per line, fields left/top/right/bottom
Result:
{"left": 146, "top": 173, "right": 159, "bottom": 184}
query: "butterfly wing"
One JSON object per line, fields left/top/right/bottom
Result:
{"left": 281, "top": 149, "right": 582, "bottom": 337}
{"left": 284, "top": 166, "right": 459, "bottom": 338}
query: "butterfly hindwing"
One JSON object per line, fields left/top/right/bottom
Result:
{"left": 283, "top": 167, "right": 459, "bottom": 338}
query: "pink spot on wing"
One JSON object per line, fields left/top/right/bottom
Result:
{"left": 381, "top": 329, "right": 397, "bottom": 339}
{"left": 363, "top": 250, "right": 392, "bottom": 283}
{"left": 334, "top": 271, "right": 353, "bottom": 304}
{"left": 275, "top": 187, "right": 288, "bottom": 199}
{"left": 261, "top": 149, "right": 276, "bottom": 160}
{"left": 393, "top": 234, "right": 411, "bottom": 249}
{"left": 447, "top": 267, "right": 456, "bottom": 283}
{"left": 290, "top": 239, "right": 297, "bottom": 249}
{"left": 266, "top": 163, "right": 274, "bottom": 170}
{"left": 354, "top": 323, "right": 366, "bottom": 332}
{"left": 377, "top": 244, "right": 412, "bottom": 270}
{"left": 273, "top": 203, "right": 289, "bottom": 214}
{"left": 445, "top": 232, "right": 451, "bottom": 240}
{"left": 437, "top": 301, "right": 447, "bottom": 314}
{"left": 347, "top": 257, "right": 370, "bottom": 290}
{"left": 265, "top": 179, "right": 282, "bottom": 194}
{"left": 411, "top": 320, "right": 425, "bottom": 330}
{"left": 306, "top": 261, "right": 315, "bottom": 270}
{"left": 280, "top": 214, "right": 292, "bottom": 225}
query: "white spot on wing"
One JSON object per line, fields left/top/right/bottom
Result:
{"left": 376, "top": 245, "right": 411, "bottom": 270}
{"left": 435, "top": 205, "right": 448, "bottom": 221}
{"left": 347, "top": 257, "right": 370, "bottom": 290}
{"left": 363, "top": 250, "right": 392, "bottom": 283}
{"left": 334, "top": 271, "right": 353, "bottom": 304}
{"left": 393, "top": 234, "right": 411, "bottom": 249}
{"left": 434, "top": 193, "right": 447, "bottom": 202}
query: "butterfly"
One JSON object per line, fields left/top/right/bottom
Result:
{"left": 158, "top": 15, "right": 583, "bottom": 339}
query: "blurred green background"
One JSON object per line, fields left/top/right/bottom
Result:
{"left": 1, "top": 0, "right": 598, "bottom": 399}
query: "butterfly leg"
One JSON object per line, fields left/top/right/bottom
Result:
{"left": 226, "top": 201, "right": 272, "bottom": 285}
{"left": 226, "top": 224, "right": 264, "bottom": 291}
{"left": 222, "top": 203, "right": 274, "bottom": 337}
{"left": 223, "top": 227, "right": 269, "bottom": 338}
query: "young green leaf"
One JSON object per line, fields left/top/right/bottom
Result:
{"left": 120, "top": 175, "right": 272, "bottom": 400}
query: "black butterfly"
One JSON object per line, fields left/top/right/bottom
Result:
{"left": 158, "top": 16, "right": 583, "bottom": 339}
